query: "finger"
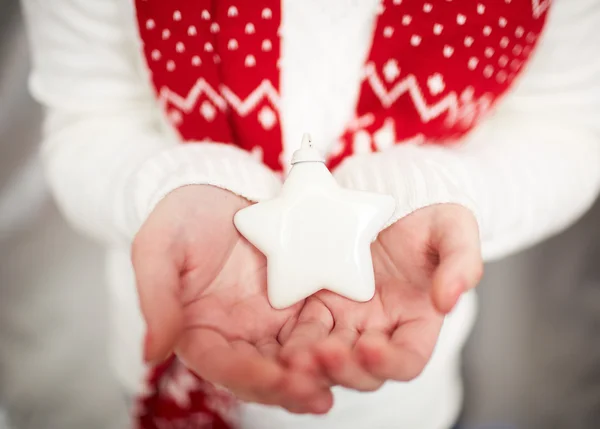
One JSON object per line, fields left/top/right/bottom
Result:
{"left": 356, "top": 318, "right": 442, "bottom": 381}
{"left": 280, "top": 320, "right": 328, "bottom": 375}
{"left": 180, "top": 329, "right": 332, "bottom": 413}
{"left": 255, "top": 338, "right": 281, "bottom": 359}
{"left": 179, "top": 329, "right": 284, "bottom": 402}
{"left": 231, "top": 340, "right": 329, "bottom": 413}
{"left": 315, "top": 327, "right": 384, "bottom": 392}
{"left": 431, "top": 209, "right": 483, "bottom": 313}
{"left": 229, "top": 341, "right": 334, "bottom": 415}
{"left": 132, "top": 237, "right": 184, "bottom": 364}
{"left": 280, "top": 299, "right": 333, "bottom": 374}
{"left": 282, "top": 371, "right": 335, "bottom": 414}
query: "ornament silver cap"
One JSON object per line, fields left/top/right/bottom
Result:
{"left": 291, "top": 133, "right": 325, "bottom": 164}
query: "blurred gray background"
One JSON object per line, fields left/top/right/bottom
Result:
{"left": 1, "top": 2, "right": 599, "bottom": 429}
{"left": 0, "top": 3, "right": 128, "bottom": 429}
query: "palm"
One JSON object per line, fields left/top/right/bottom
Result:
{"left": 135, "top": 186, "right": 333, "bottom": 413}
{"left": 281, "top": 205, "right": 481, "bottom": 391}
{"left": 178, "top": 230, "right": 299, "bottom": 362}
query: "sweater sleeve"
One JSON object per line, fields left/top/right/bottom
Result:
{"left": 21, "top": 0, "right": 282, "bottom": 246}
{"left": 333, "top": 0, "right": 600, "bottom": 262}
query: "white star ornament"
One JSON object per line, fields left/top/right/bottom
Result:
{"left": 234, "top": 134, "right": 396, "bottom": 310}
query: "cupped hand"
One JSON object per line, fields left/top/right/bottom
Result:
{"left": 280, "top": 204, "right": 483, "bottom": 392}
{"left": 133, "top": 185, "right": 333, "bottom": 414}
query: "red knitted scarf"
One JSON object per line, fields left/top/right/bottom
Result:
{"left": 134, "top": 1, "right": 549, "bottom": 427}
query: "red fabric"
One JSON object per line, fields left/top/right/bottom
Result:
{"left": 329, "top": 0, "right": 550, "bottom": 168}
{"left": 136, "top": 0, "right": 283, "bottom": 171}
{"left": 133, "top": 1, "right": 549, "bottom": 428}
{"left": 135, "top": 357, "right": 238, "bottom": 429}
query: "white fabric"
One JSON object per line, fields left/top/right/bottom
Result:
{"left": 21, "top": 0, "right": 282, "bottom": 246}
{"left": 279, "top": 0, "right": 380, "bottom": 163}
{"left": 333, "top": 0, "right": 600, "bottom": 261}
{"left": 19, "top": 0, "right": 600, "bottom": 428}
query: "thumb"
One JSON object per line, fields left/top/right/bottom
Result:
{"left": 132, "top": 236, "right": 184, "bottom": 364}
{"left": 430, "top": 207, "right": 483, "bottom": 314}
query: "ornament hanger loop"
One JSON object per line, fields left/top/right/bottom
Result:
{"left": 291, "top": 133, "right": 325, "bottom": 164}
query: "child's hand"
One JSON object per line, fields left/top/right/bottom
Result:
{"left": 280, "top": 204, "right": 482, "bottom": 391}
{"left": 133, "top": 185, "right": 333, "bottom": 414}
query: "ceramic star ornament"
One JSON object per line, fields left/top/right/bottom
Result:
{"left": 234, "top": 134, "right": 396, "bottom": 309}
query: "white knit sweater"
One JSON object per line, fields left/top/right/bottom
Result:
{"left": 21, "top": 0, "right": 600, "bottom": 428}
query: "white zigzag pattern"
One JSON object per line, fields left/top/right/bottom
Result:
{"left": 159, "top": 78, "right": 226, "bottom": 112}
{"left": 158, "top": 78, "right": 280, "bottom": 117}
{"left": 532, "top": 0, "right": 550, "bottom": 18}
{"left": 221, "top": 79, "right": 281, "bottom": 115}
{"left": 363, "top": 63, "right": 459, "bottom": 125}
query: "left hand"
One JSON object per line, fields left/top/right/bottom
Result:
{"left": 134, "top": 186, "right": 333, "bottom": 414}
{"left": 279, "top": 204, "right": 483, "bottom": 392}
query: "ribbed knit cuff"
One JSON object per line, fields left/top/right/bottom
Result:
{"left": 125, "top": 143, "right": 282, "bottom": 237}
{"left": 332, "top": 144, "right": 482, "bottom": 230}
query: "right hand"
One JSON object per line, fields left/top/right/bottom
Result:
{"left": 132, "top": 185, "right": 333, "bottom": 414}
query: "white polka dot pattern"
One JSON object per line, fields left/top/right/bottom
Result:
{"left": 331, "top": 0, "right": 550, "bottom": 167}
{"left": 134, "top": 0, "right": 550, "bottom": 173}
